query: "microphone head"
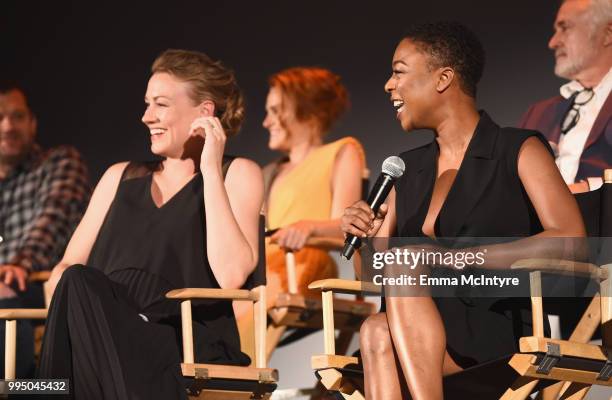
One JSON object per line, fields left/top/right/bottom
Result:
{"left": 382, "top": 156, "right": 405, "bottom": 179}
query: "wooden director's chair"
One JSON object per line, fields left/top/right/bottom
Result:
{"left": 503, "top": 170, "right": 612, "bottom": 400}
{"left": 308, "top": 170, "right": 612, "bottom": 399}
{"left": 165, "top": 215, "right": 277, "bottom": 399}
{"left": 0, "top": 270, "right": 50, "bottom": 380}
{"left": 266, "top": 237, "right": 377, "bottom": 361}
{"left": 1, "top": 217, "right": 279, "bottom": 400}
{"left": 308, "top": 279, "right": 380, "bottom": 400}
{"left": 166, "top": 286, "right": 278, "bottom": 399}
{"left": 265, "top": 172, "right": 375, "bottom": 364}
{"left": 501, "top": 260, "right": 611, "bottom": 399}
{"left": 265, "top": 238, "right": 377, "bottom": 398}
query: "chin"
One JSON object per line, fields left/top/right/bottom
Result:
{"left": 150, "top": 142, "right": 166, "bottom": 156}
{"left": 554, "top": 61, "right": 580, "bottom": 80}
{"left": 399, "top": 117, "right": 414, "bottom": 132}
{"left": 268, "top": 139, "right": 285, "bottom": 151}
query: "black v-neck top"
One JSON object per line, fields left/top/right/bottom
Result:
{"left": 88, "top": 163, "right": 216, "bottom": 290}
{"left": 393, "top": 112, "right": 553, "bottom": 367}
{"left": 395, "top": 111, "right": 548, "bottom": 239}
{"left": 86, "top": 158, "right": 249, "bottom": 365}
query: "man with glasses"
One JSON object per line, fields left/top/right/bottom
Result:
{"left": 0, "top": 81, "right": 90, "bottom": 376}
{"left": 519, "top": 0, "right": 611, "bottom": 193}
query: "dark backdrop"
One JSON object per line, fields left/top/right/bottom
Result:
{"left": 3, "top": 1, "right": 563, "bottom": 182}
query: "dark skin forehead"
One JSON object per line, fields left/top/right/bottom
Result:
{"left": 392, "top": 39, "right": 436, "bottom": 71}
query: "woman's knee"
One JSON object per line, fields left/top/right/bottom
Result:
{"left": 360, "top": 313, "right": 393, "bottom": 355}
{"left": 59, "top": 265, "right": 88, "bottom": 282}
{"left": 57, "top": 265, "right": 101, "bottom": 290}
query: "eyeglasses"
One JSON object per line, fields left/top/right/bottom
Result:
{"left": 561, "top": 88, "right": 594, "bottom": 135}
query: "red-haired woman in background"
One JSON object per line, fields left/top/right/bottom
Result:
{"left": 234, "top": 68, "right": 365, "bottom": 348}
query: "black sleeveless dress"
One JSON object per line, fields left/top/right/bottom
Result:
{"left": 393, "top": 112, "right": 551, "bottom": 368}
{"left": 37, "top": 159, "right": 249, "bottom": 400}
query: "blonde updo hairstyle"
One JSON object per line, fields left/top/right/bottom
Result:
{"left": 151, "top": 49, "right": 245, "bottom": 137}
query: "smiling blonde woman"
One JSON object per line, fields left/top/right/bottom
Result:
{"left": 37, "top": 49, "right": 264, "bottom": 400}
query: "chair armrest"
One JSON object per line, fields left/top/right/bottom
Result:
{"left": 305, "top": 237, "right": 345, "bottom": 251}
{"left": 166, "top": 288, "right": 257, "bottom": 302}
{"left": 169, "top": 286, "right": 269, "bottom": 368}
{"left": 511, "top": 258, "right": 607, "bottom": 280}
{"left": 28, "top": 271, "right": 51, "bottom": 282}
{"left": 308, "top": 279, "right": 381, "bottom": 296}
{"left": 280, "top": 237, "right": 345, "bottom": 295}
{"left": 0, "top": 309, "right": 47, "bottom": 319}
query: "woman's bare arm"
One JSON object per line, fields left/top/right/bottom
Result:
{"left": 204, "top": 158, "right": 264, "bottom": 289}
{"left": 445, "top": 137, "right": 586, "bottom": 270}
{"left": 47, "top": 162, "right": 128, "bottom": 294}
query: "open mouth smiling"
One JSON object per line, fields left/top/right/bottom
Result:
{"left": 393, "top": 99, "right": 405, "bottom": 114}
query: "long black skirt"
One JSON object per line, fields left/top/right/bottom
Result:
{"left": 37, "top": 266, "right": 192, "bottom": 400}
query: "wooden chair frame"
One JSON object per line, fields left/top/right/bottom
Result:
{"left": 309, "top": 263, "right": 612, "bottom": 400}
{"left": 308, "top": 170, "right": 612, "bottom": 400}
{"left": 0, "top": 270, "right": 50, "bottom": 380}
{"left": 166, "top": 285, "right": 278, "bottom": 399}
{"left": 308, "top": 279, "right": 381, "bottom": 400}
{"left": 500, "top": 261, "right": 612, "bottom": 400}
{"left": 266, "top": 237, "right": 377, "bottom": 361}
{"left": 0, "top": 279, "right": 279, "bottom": 400}
{"left": 265, "top": 170, "right": 373, "bottom": 365}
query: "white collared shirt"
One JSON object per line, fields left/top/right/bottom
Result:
{"left": 555, "top": 67, "right": 611, "bottom": 188}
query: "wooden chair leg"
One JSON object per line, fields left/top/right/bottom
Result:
{"left": 500, "top": 376, "right": 539, "bottom": 400}
{"left": 568, "top": 295, "right": 601, "bottom": 343}
{"left": 265, "top": 324, "right": 286, "bottom": 364}
{"left": 318, "top": 368, "right": 344, "bottom": 391}
{"left": 302, "top": 332, "right": 354, "bottom": 399}
{"left": 601, "top": 265, "right": 612, "bottom": 347}
{"left": 537, "top": 381, "right": 566, "bottom": 400}
{"left": 536, "top": 295, "right": 602, "bottom": 400}
{"left": 181, "top": 300, "right": 194, "bottom": 364}
{"left": 5, "top": 320, "right": 16, "bottom": 379}
{"left": 318, "top": 368, "right": 364, "bottom": 399}
{"left": 341, "top": 390, "right": 365, "bottom": 400}
{"left": 558, "top": 382, "right": 591, "bottom": 400}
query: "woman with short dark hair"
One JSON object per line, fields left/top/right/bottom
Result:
{"left": 342, "top": 22, "right": 585, "bottom": 399}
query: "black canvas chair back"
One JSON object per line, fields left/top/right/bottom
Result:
{"left": 550, "top": 181, "right": 612, "bottom": 339}
{"left": 441, "top": 180, "right": 612, "bottom": 398}
{"left": 574, "top": 178, "right": 612, "bottom": 261}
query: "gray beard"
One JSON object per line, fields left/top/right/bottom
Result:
{"left": 554, "top": 59, "right": 584, "bottom": 80}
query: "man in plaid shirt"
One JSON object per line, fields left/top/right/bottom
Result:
{"left": 0, "top": 82, "right": 90, "bottom": 376}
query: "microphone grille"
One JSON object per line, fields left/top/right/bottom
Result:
{"left": 382, "top": 156, "right": 405, "bottom": 178}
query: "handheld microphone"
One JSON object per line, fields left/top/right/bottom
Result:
{"left": 342, "top": 156, "right": 405, "bottom": 260}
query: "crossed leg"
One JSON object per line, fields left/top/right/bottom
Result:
{"left": 360, "top": 302, "right": 462, "bottom": 400}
